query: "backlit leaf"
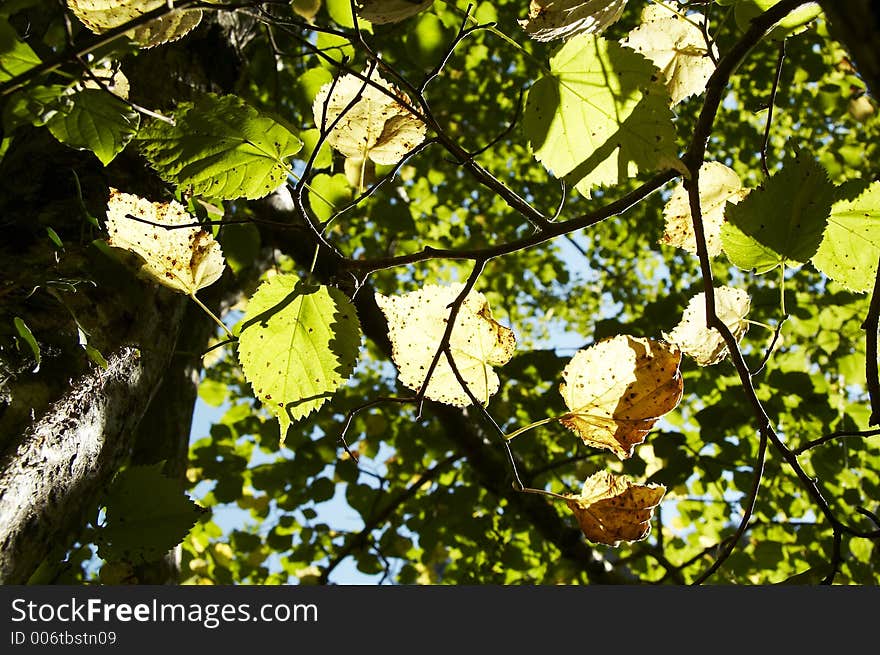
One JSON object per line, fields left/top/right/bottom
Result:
{"left": 721, "top": 152, "right": 835, "bottom": 273}
{"left": 811, "top": 181, "right": 880, "bottom": 293}
{"left": 565, "top": 470, "right": 666, "bottom": 546}
{"left": 0, "top": 18, "right": 40, "bottom": 82}
{"left": 313, "top": 71, "right": 426, "bottom": 173}
{"left": 559, "top": 335, "right": 683, "bottom": 459}
{"left": 104, "top": 189, "right": 225, "bottom": 295}
{"left": 376, "top": 284, "right": 516, "bottom": 407}
{"left": 139, "top": 94, "right": 302, "bottom": 200}
{"left": 67, "top": 0, "right": 202, "bottom": 48}
{"left": 620, "top": 4, "right": 718, "bottom": 106}
{"left": 519, "top": 0, "right": 627, "bottom": 43}
{"left": 237, "top": 273, "right": 362, "bottom": 445}
{"left": 523, "top": 34, "right": 677, "bottom": 198}
{"left": 662, "top": 161, "right": 747, "bottom": 257}
{"left": 663, "top": 286, "right": 751, "bottom": 366}
{"left": 46, "top": 89, "right": 139, "bottom": 165}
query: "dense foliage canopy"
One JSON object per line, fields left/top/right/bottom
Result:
{"left": 1, "top": 0, "right": 879, "bottom": 585}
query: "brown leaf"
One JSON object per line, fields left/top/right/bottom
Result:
{"left": 559, "top": 335, "right": 683, "bottom": 459}
{"left": 565, "top": 471, "right": 666, "bottom": 546}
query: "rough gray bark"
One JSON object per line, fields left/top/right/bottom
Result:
{"left": 0, "top": 288, "right": 187, "bottom": 584}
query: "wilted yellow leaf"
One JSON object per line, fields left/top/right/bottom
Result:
{"left": 663, "top": 286, "right": 750, "bottom": 366}
{"left": 104, "top": 189, "right": 225, "bottom": 295}
{"left": 67, "top": 0, "right": 202, "bottom": 48}
{"left": 355, "top": 0, "right": 433, "bottom": 24}
{"left": 661, "top": 161, "right": 748, "bottom": 257}
{"left": 620, "top": 4, "right": 718, "bottom": 106}
{"left": 559, "top": 335, "right": 682, "bottom": 459}
{"left": 566, "top": 470, "right": 666, "bottom": 546}
{"left": 519, "top": 0, "right": 628, "bottom": 43}
{"left": 376, "top": 284, "right": 516, "bottom": 406}
{"left": 312, "top": 71, "right": 426, "bottom": 175}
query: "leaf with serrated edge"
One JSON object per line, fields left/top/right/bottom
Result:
{"left": 312, "top": 71, "right": 426, "bottom": 170}
{"left": 237, "top": 273, "right": 362, "bottom": 445}
{"left": 559, "top": 335, "right": 682, "bottom": 459}
{"left": 67, "top": 0, "right": 202, "bottom": 47}
{"left": 104, "top": 189, "right": 225, "bottom": 294}
{"left": 46, "top": 89, "right": 139, "bottom": 165}
{"left": 565, "top": 471, "right": 666, "bottom": 546}
{"left": 139, "top": 94, "right": 302, "bottom": 200}
{"left": 519, "top": 0, "right": 627, "bottom": 43}
{"left": 812, "top": 181, "right": 880, "bottom": 293}
{"left": 620, "top": 4, "right": 717, "bottom": 106}
{"left": 356, "top": 0, "right": 433, "bottom": 24}
{"left": 376, "top": 284, "right": 516, "bottom": 407}
{"left": 721, "top": 152, "right": 835, "bottom": 273}
{"left": 523, "top": 35, "right": 677, "bottom": 198}
{"left": 663, "top": 286, "right": 750, "bottom": 366}
{"left": 97, "top": 464, "right": 206, "bottom": 564}
{"left": 662, "top": 162, "right": 747, "bottom": 257}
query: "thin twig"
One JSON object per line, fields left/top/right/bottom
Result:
{"left": 861, "top": 255, "right": 880, "bottom": 425}
{"left": 820, "top": 530, "right": 842, "bottom": 585}
{"left": 760, "top": 39, "right": 787, "bottom": 177}
{"left": 318, "top": 453, "right": 461, "bottom": 584}
{"left": 692, "top": 430, "right": 768, "bottom": 584}
{"left": 750, "top": 315, "right": 787, "bottom": 376}
{"left": 793, "top": 428, "right": 880, "bottom": 455}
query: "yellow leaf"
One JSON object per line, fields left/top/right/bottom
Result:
{"left": 559, "top": 335, "right": 682, "bottom": 459}
{"left": 663, "top": 286, "right": 750, "bottom": 366}
{"left": 565, "top": 470, "right": 666, "bottom": 546}
{"left": 312, "top": 71, "right": 426, "bottom": 166}
{"left": 67, "top": 0, "right": 202, "bottom": 48}
{"left": 519, "top": 0, "right": 628, "bottom": 43}
{"left": 661, "top": 161, "right": 748, "bottom": 257}
{"left": 104, "top": 189, "right": 225, "bottom": 295}
{"left": 620, "top": 4, "right": 718, "bottom": 106}
{"left": 376, "top": 284, "right": 516, "bottom": 407}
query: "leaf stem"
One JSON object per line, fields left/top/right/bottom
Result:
{"left": 504, "top": 416, "right": 559, "bottom": 441}
{"left": 518, "top": 486, "right": 572, "bottom": 502}
{"left": 189, "top": 293, "right": 234, "bottom": 339}
{"left": 779, "top": 264, "right": 787, "bottom": 315}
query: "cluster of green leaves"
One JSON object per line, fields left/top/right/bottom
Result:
{"left": 2, "top": 0, "right": 879, "bottom": 585}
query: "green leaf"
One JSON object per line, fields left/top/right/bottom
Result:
{"left": 199, "top": 378, "right": 229, "bottom": 407}
{"left": 138, "top": 94, "right": 302, "bottom": 200}
{"left": 2, "top": 84, "right": 65, "bottom": 131}
{"left": 721, "top": 153, "right": 836, "bottom": 273}
{"left": 734, "top": 1, "right": 822, "bottom": 39}
{"left": 811, "top": 181, "right": 880, "bottom": 293}
{"left": 299, "top": 128, "right": 334, "bottom": 170}
{"left": 405, "top": 14, "right": 449, "bottom": 68}
{"left": 0, "top": 18, "right": 40, "bottom": 82}
{"left": 237, "top": 274, "right": 362, "bottom": 445}
{"left": 326, "top": 0, "right": 371, "bottom": 31}
{"left": 308, "top": 173, "right": 352, "bottom": 222}
{"left": 523, "top": 34, "right": 677, "bottom": 198}
{"left": 220, "top": 221, "right": 261, "bottom": 275}
{"left": 97, "top": 464, "right": 207, "bottom": 563}
{"left": 46, "top": 89, "right": 139, "bottom": 165}
{"left": 13, "top": 316, "right": 40, "bottom": 372}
